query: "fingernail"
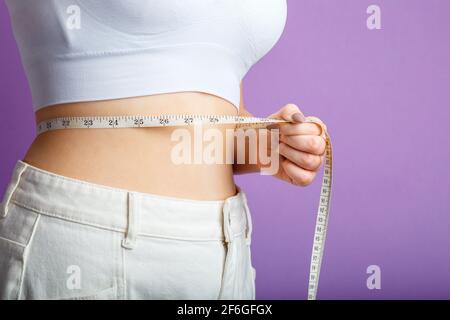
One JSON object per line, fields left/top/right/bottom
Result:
{"left": 266, "top": 123, "right": 280, "bottom": 130}
{"left": 292, "top": 112, "right": 306, "bottom": 123}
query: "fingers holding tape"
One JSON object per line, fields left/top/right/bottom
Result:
{"left": 304, "top": 117, "right": 327, "bottom": 137}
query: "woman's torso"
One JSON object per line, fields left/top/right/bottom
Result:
{"left": 24, "top": 93, "right": 239, "bottom": 200}
{"left": 8, "top": 0, "right": 288, "bottom": 200}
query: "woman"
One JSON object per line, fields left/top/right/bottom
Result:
{"left": 0, "top": 0, "right": 327, "bottom": 299}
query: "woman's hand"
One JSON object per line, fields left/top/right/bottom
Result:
{"left": 268, "top": 104, "right": 328, "bottom": 186}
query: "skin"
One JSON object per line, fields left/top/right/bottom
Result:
{"left": 23, "top": 84, "right": 327, "bottom": 201}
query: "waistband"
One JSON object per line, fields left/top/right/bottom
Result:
{"left": 1, "top": 160, "right": 252, "bottom": 245}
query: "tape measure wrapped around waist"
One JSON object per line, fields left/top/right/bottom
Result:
{"left": 37, "top": 114, "right": 333, "bottom": 300}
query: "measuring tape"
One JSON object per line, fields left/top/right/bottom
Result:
{"left": 37, "top": 114, "right": 332, "bottom": 300}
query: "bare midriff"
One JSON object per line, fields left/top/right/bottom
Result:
{"left": 23, "top": 92, "right": 239, "bottom": 201}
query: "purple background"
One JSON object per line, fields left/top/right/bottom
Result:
{"left": 1, "top": 1, "right": 449, "bottom": 299}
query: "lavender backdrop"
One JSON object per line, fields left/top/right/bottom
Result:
{"left": 1, "top": 1, "right": 449, "bottom": 299}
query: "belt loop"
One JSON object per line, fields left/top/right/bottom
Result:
{"left": 1, "top": 161, "right": 29, "bottom": 219}
{"left": 241, "top": 192, "right": 253, "bottom": 246}
{"left": 222, "top": 201, "right": 233, "bottom": 243}
{"left": 122, "top": 192, "right": 140, "bottom": 250}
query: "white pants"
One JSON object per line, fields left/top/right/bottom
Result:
{"left": 0, "top": 160, "right": 256, "bottom": 300}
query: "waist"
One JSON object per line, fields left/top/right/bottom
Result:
{"left": 24, "top": 93, "right": 239, "bottom": 200}
{"left": 6, "top": 160, "right": 250, "bottom": 242}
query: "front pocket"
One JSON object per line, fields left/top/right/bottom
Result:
{"left": 0, "top": 203, "right": 40, "bottom": 300}
{"left": 18, "top": 214, "right": 122, "bottom": 300}
{"left": 0, "top": 237, "right": 26, "bottom": 300}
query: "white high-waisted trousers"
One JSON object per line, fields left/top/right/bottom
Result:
{"left": 0, "top": 160, "right": 256, "bottom": 300}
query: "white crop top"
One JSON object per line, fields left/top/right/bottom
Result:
{"left": 6, "top": 0, "right": 287, "bottom": 111}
